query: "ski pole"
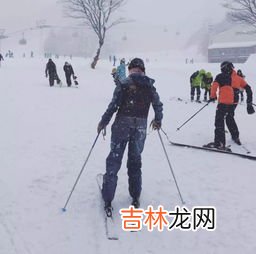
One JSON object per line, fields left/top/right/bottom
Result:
{"left": 62, "top": 132, "right": 101, "bottom": 212}
{"left": 157, "top": 130, "right": 185, "bottom": 204}
{"left": 176, "top": 102, "right": 209, "bottom": 131}
{"left": 252, "top": 103, "right": 256, "bottom": 107}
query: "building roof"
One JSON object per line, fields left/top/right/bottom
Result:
{"left": 209, "top": 41, "right": 256, "bottom": 49}
{"left": 208, "top": 25, "right": 256, "bottom": 49}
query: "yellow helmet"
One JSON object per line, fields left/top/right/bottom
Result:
{"left": 111, "top": 68, "right": 117, "bottom": 74}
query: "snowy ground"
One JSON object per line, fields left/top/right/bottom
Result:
{"left": 0, "top": 55, "right": 256, "bottom": 254}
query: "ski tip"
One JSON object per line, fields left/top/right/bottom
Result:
{"left": 61, "top": 208, "right": 67, "bottom": 212}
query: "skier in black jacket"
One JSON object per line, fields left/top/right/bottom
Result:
{"left": 63, "top": 62, "right": 75, "bottom": 87}
{"left": 97, "top": 58, "right": 163, "bottom": 213}
{"left": 45, "top": 59, "right": 61, "bottom": 86}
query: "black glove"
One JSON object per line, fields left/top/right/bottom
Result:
{"left": 208, "top": 98, "right": 216, "bottom": 103}
{"left": 150, "top": 120, "right": 161, "bottom": 130}
{"left": 247, "top": 104, "right": 255, "bottom": 114}
{"left": 97, "top": 121, "right": 106, "bottom": 134}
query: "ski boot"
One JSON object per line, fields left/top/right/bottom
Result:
{"left": 131, "top": 198, "right": 140, "bottom": 208}
{"left": 196, "top": 95, "right": 201, "bottom": 103}
{"left": 203, "top": 142, "right": 232, "bottom": 152}
{"left": 190, "top": 95, "right": 194, "bottom": 102}
{"left": 104, "top": 201, "right": 113, "bottom": 217}
{"left": 232, "top": 137, "right": 242, "bottom": 145}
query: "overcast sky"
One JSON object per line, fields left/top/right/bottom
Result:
{"left": 0, "top": 0, "right": 226, "bottom": 35}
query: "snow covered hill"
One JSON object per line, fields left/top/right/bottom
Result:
{"left": 0, "top": 55, "right": 256, "bottom": 254}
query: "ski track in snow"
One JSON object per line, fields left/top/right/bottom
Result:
{"left": 0, "top": 57, "right": 256, "bottom": 254}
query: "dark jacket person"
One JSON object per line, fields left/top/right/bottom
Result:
{"left": 97, "top": 58, "right": 163, "bottom": 214}
{"left": 63, "top": 62, "right": 75, "bottom": 87}
{"left": 45, "top": 59, "right": 60, "bottom": 86}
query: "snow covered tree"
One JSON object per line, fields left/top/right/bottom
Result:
{"left": 62, "top": 0, "right": 126, "bottom": 69}
{"left": 223, "top": 0, "right": 256, "bottom": 28}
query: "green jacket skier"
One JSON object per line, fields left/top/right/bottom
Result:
{"left": 201, "top": 72, "right": 213, "bottom": 101}
{"left": 190, "top": 69, "right": 205, "bottom": 102}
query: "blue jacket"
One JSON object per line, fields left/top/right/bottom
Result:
{"left": 116, "top": 63, "right": 126, "bottom": 81}
{"left": 100, "top": 73, "right": 163, "bottom": 126}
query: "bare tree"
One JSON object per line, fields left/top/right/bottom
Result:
{"left": 62, "top": 0, "right": 126, "bottom": 69}
{"left": 223, "top": 0, "right": 256, "bottom": 28}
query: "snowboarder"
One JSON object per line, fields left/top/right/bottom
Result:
{"left": 206, "top": 61, "right": 255, "bottom": 150}
{"left": 190, "top": 69, "right": 205, "bottom": 102}
{"left": 45, "top": 58, "right": 61, "bottom": 87}
{"left": 201, "top": 71, "right": 213, "bottom": 101}
{"left": 63, "top": 62, "right": 75, "bottom": 87}
{"left": 237, "top": 69, "right": 245, "bottom": 103}
{"left": 116, "top": 58, "right": 126, "bottom": 81}
{"left": 97, "top": 58, "right": 163, "bottom": 212}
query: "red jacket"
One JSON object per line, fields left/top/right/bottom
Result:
{"left": 211, "top": 70, "right": 247, "bottom": 105}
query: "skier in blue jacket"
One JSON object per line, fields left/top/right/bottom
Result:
{"left": 97, "top": 58, "right": 163, "bottom": 213}
{"left": 116, "top": 58, "right": 126, "bottom": 81}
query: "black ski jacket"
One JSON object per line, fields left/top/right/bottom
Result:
{"left": 100, "top": 73, "right": 163, "bottom": 126}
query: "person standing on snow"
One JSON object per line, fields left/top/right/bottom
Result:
{"left": 45, "top": 58, "right": 61, "bottom": 87}
{"left": 111, "top": 67, "right": 119, "bottom": 85}
{"left": 205, "top": 61, "right": 255, "bottom": 150}
{"left": 113, "top": 55, "right": 116, "bottom": 66}
{"left": 201, "top": 71, "right": 213, "bottom": 102}
{"left": 237, "top": 69, "right": 245, "bottom": 103}
{"left": 63, "top": 62, "right": 75, "bottom": 87}
{"left": 116, "top": 58, "right": 127, "bottom": 81}
{"left": 190, "top": 69, "right": 205, "bottom": 102}
{"left": 97, "top": 58, "right": 163, "bottom": 214}
{"left": 0, "top": 53, "right": 4, "bottom": 67}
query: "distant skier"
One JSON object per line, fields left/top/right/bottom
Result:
{"left": 0, "top": 53, "right": 4, "bottom": 67}
{"left": 237, "top": 69, "right": 245, "bottom": 103}
{"left": 97, "top": 58, "right": 163, "bottom": 213}
{"left": 206, "top": 61, "right": 255, "bottom": 150}
{"left": 63, "top": 62, "right": 75, "bottom": 87}
{"left": 201, "top": 71, "right": 213, "bottom": 101}
{"left": 190, "top": 69, "right": 205, "bottom": 102}
{"left": 116, "top": 58, "right": 126, "bottom": 81}
{"left": 45, "top": 58, "right": 61, "bottom": 87}
{"left": 113, "top": 55, "right": 116, "bottom": 66}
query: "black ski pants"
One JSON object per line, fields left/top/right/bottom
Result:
{"left": 102, "top": 116, "right": 147, "bottom": 203}
{"left": 214, "top": 103, "right": 239, "bottom": 147}
{"left": 65, "top": 74, "right": 72, "bottom": 87}
{"left": 204, "top": 89, "right": 210, "bottom": 100}
{"left": 190, "top": 86, "right": 201, "bottom": 100}
{"left": 49, "top": 74, "right": 55, "bottom": 86}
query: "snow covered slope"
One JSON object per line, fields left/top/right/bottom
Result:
{"left": 0, "top": 55, "right": 256, "bottom": 254}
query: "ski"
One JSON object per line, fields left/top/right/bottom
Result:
{"left": 241, "top": 145, "right": 251, "bottom": 154}
{"left": 169, "top": 97, "right": 207, "bottom": 104}
{"left": 169, "top": 140, "right": 256, "bottom": 160}
{"left": 96, "top": 173, "right": 118, "bottom": 240}
{"left": 169, "top": 96, "right": 189, "bottom": 104}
